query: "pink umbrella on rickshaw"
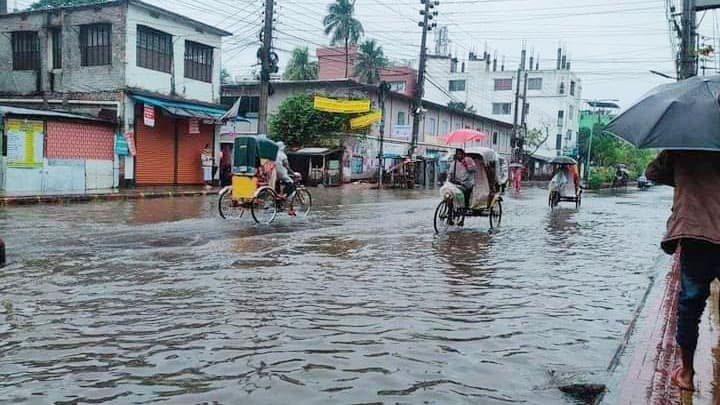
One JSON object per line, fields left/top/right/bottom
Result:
{"left": 442, "top": 128, "right": 489, "bottom": 147}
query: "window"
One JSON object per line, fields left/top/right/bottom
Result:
{"left": 51, "top": 28, "right": 62, "bottom": 69}
{"left": 566, "top": 130, "right": 573, "bottom": 141}
{"left": 12, "top": 31, "right": 40, "bottom": 71}
{"left": 397, "top": 111, "right": 406, "bottom": 126}
{"left": 449, "top": 79, "right": 466, "bottom": 92}
{"left": 494, "top": 78, "right": 512, "bottom": 91}
{"left": 492, "top": 103, "right": 512, "bottom": 115}
{"left": 570, "top": 81, "right": 576, "bottom": 96}
{"left": 137, "top": 25, "right": 173, "bottom": 73}
{"left": 427, "top": 117, "right": 437, "bottom": 137}
{"left": 185, "top": 41, "right": 213, "bottom": 82}
{"left": 557, "top": 110, "right": 565, "bottom": 127}
{"left": 80, "top": 24, "right": 112, "bottom": 66}
{"left": 441, "top": 120, "right": 449, "bottom": 135}
{"left": 528, "top": 77, "right": 542, "bottom": 90}
{"left": 556, "top": 134, "right": 563, "bottom": 150}
{"left": 568, "top": 105, "right": 575, "bottom": 120}
{"left": 523, "top": 103, "right": 530, "bottom": 115}
{"left": 220, "top": 96, "right": 260, "bottom": 115}
{"left": 559, "top": 82, "right": 565, "bottom": 95}
{"left": 493, "top": 131, "right": 498, "bottom": 145}
{"left": 389, "top": 81, "right": 406, "bottom": 93}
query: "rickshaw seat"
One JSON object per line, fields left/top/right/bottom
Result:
{"left": 470, "top": 164, "right": 492, "bottom": 209}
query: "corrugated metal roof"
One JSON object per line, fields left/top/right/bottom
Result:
{"left": 0, "top": 105, "right": 109, "bottom": 122}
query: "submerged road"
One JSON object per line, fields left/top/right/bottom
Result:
{"left": 0, "top": 186, "right": 675, "bottom": 404}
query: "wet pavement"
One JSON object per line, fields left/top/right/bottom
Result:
{"left": 0, "top": 186, "right": 680, "bottom": 404}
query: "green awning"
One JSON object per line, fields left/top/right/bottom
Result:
{"left": 131, "top": 94, "right": 227, "bottom": 121}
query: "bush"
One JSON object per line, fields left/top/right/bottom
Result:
{"left": 587, "top": 167, "right": 613, "bottom": 189}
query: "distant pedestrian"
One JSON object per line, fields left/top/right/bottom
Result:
{"left": 201, "top": 144, "right": 213, "bottom": 187}
{"left": 646, "top": 150, "right": 720, "bottom": 391}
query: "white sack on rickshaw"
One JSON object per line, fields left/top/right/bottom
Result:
{"left": 470, "top": 165, "right": 491, "bottom": 209}
{"left": 440, "top": 181, "right": 465, "bottom": 208}
{"left": 549, "top": 171, "right": 568, "bottom": 193}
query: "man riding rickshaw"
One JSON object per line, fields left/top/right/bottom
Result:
{"left": 548, "top": 156, "right": 582, "bottom": 209}
{"left": 434, "top": 147, "right": 505, "bottom": 233}
{"left": 217, "top": 135, "right": 312, "bottom": 224}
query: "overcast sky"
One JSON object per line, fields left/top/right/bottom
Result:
{"left": 15, "top": 0, "right": 720, "bottom": 107}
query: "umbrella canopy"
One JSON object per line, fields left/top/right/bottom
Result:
{"left": 551, "top": 156, "right": 578, "bottom": 165}
{"left": 443, "top": 129, "right": 488, "bottom": 145}
{"left": 605, "top": 75, "right": 720, "bottom": 151}
{"left": 509, "top": 163, "right": 525, "bottom": 169}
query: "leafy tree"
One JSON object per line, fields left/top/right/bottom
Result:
{"left": 447, "top": 101, "right": 476, "bottom": 114}
{"left": 578, "top": 123, "right": 656, "bottom": 181}
{"left": 283, "top": 47, "right": 319, "bottom": 81}
{"left": 323, "top": 0, "right": 364, "bottom": 78}
{"left": 221, "top": 69, "right": 232, "bottom": 85}
{"left": 269, "top": 94, "right": 349, "bottom": 147}
{"left": 525, "top": 128, "right": 549, "bottom": 156}
{"left": 354, "top": 40, "right": 388, "bottom": 84}
{"left": 28, "top": 0, "right": 103, "bottom": 9}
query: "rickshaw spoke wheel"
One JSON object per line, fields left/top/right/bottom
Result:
{"left": 434, "top": 200, "right": 452, "bottom": 234}
{"left": 292, "top": 188, "right": 313, "bottom": 217}
{"left": 251, "top": 188, "right": 278, "bottom": 224}
{"left": 218, "top": 188, "right": 244, "bottom": 220}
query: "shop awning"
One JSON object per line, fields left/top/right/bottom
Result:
{"left": 131, "top": 94, "right": 228, "bottom": 121}
{"left": 290, "top": 147, "right": 344, "bottom": 156}
{"left": 530, "top": 153, "right": 555, "bottom": 162}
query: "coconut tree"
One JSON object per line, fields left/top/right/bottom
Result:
{"left": 283, "top": 47, "right": 318, "bottom": 81}
{"left": 323, "top": 0, "right": 364, "bottom": 78}
{"left": 354, "top": 40, "right": 388, "bottom": 84}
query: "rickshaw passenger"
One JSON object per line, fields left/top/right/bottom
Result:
{"left": 450, "top": 149, "right": 477, "bottom": 208}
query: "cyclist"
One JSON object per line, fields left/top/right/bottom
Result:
{"left": 275, "top": 142, "right": 297, "bottom": 215}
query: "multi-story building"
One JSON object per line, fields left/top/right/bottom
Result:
{"left": 425, "top": 49, "right": 583, "bottom": 160}
{"left": 0, "top": 0, "right": 231, "bottom": 191}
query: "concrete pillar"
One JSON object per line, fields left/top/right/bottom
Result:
{"left": 0, "top": 238, "right": 5, "bottom": 267}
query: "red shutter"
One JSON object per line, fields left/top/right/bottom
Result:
{"left": 135, "top": 104, "right": 176, "bottom": 185}
{"left": 176, "top": 119, "right": 213, "bottom": 184}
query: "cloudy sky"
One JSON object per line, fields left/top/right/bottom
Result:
{"left": 13, "top": 0, "right": 720, "bottom": 107}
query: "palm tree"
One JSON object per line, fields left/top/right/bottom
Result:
{"left": 323, "top": 0, "right": 364, "bottom": 78}
{"left": 283, "top": 47, "right": 318, "bottom": 81}
{"left": 354, "top": 40, "right": 388, "bottom": 84}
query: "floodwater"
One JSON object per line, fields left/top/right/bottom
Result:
{"left": 0, "top": 186, "right": 673, "bottom": 404}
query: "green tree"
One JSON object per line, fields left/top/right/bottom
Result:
{"left": 323, "top": 0, "right": 364, "bottom": 78}
{"left": 447, "top": 101, "right": 476, "bottom": 114}
{"left": 525, "top": 128, "right": 549, "bottom": 155}
{"left": 221, "top": 68, "right": 232, "bottom": 85}
{"left": 28, "top": 0, "right": 103, "bottom": 9}
{"left": 354, "top": 40, "right": 388, "bottom": 84}
{"left": 269, "top": 94, "right": 349, "bottom": 147}
{"left": 283, "top": 47, "right": 319, "bottom": 81}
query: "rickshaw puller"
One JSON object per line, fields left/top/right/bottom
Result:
{"left": 276, "top": 142, "right": 297, "bottom": 215}
{"left": 450, "top": 148, "right": 477, "bottom": 223}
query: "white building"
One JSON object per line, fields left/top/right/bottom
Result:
{"left": 0, "top": 0, "right": 231, "bottom": 190}
{"left": 425, "top": 50, "right": 583, "bottom": 159}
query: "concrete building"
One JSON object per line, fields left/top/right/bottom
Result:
{"left": 425, "top": 49, "right": 583, "bottom": 160}
{"left": 0, "top": 0, "right": 231, "bottom": 190}
{"left": 221, "top": 79, "right": 513, "bottom": 182}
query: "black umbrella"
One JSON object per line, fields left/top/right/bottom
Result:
{"left": 605, "top": 75, "right": 720, "bottom": 151}
{"left": 551, "top": 156, "right": 577, "bottom": 165}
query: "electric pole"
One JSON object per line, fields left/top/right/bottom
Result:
{"left": 378, "top": 81, "right": 390, "bottom": 189}
{"left": 679, "top": 0, "right": 698, "bottom": 79}
{"left": 511, "top": 67, "right": 522, "bottom": 162}
{"left": 519, "top": 70, "right": 529, "bottom": 158}
{"left": 410, "top": 0, "right": 438, "bottom": 157}
{"left": 258, "top": 0, "right": 277, "bottom": 134}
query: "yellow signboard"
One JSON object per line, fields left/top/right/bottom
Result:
{"left": 350, "top": 111, "right": 382, "bottom": 129}
{"left": 314, "top": 96, "right": 371, "bottom": 114}
{"left": 7, "top": 119, "right": 44, "bottom": 168}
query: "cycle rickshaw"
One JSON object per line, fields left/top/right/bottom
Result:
{"left": 218, "top": 135, "right": 312, "bottom": 224}
{"left": 548, "top": 156, "right": 582, "bottom": 210}
{"left": 433, "top": 147, "right": 506, "bottom": 234}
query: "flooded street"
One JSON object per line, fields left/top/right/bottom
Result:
{"left": 1, "top": 186, "right": 673, "bottom": 404}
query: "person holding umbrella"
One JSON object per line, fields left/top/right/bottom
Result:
{"left": 606, "top": 76, "right": 720, "bottom": 391}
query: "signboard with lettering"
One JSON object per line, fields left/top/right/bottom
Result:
{"left": 697, "top": 0, "right": 720, "bottom": 10}
{"left": 143, "top": 105, "right": 155, "bottom": 128}
{"left": 392, "top": 125, "right": 411, "bottom": 141}
{"left": 124, "top": 131, "right": 137, "bottom": 156}
{"left": 115, "top": 133, "right": 129, "bottom": 156}
{"left": 189, "top": 118, "right": 200, "bottom": 134}
{"left": 6, "top": 119, "right": 44, "bottom": 168}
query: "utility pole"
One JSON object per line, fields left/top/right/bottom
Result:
{"left": 377, "top": 81, "right": 390, "bottom": 189}
{"left": 679, "top": 0, "right": 698, "bottom": 79}
{"left": 511, "top": 67, "right": 522, "bottom": 162}
{"left": 410, "top": 0, "right": 438, "bottom": 157}
{"left": 258, "top": 0, "right": 277, "bottom": 134}
{"left": 519, "top": 70, "right": 529, "bottom": 160}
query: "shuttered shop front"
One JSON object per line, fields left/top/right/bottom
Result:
{"left": 177, "top": 120, "right": 213, "bottom": 184}
{"left": 134, "top": 105, "right": 176, "bottom": 185}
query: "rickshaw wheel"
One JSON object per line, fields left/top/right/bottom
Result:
{"left": 292, "top": 188, "right": 313, "bottom": 217}
{"left": 489, "top": 200, "right": 503, "bottom": 229}
{"left": 576, "top": 194, "right": 582, "bottom": 209}
{"left": 434, "top": 199, "right": 453, "bottom": 234}
{"left": 549, "top": 192, "right": 559, "bottom": 210}
{"left": 251, "top": 187, "right": 279, "bottom": 224}
{"left": 218, "top": 187, "right": 244, "bottom": 220}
